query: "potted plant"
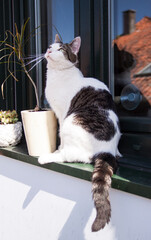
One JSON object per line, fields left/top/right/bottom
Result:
{"left": 0, "top": 110, "right": 22, "bottom": 147}
{"left": 0, "top": 19, "right": 57, "bottom": 156}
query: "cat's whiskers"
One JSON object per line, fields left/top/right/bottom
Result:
{"left": 23, "top": 54, "right": 45, "bottom": 72}
{"left": 28, "top": 57, "right": 44, "bottom": 72}
{"left": 23, "top": 54, "right": 44, "bottom": 60}
{"left": 24, "top": 55, "right": 44, "bottom": 66}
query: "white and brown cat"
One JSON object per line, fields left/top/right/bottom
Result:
{"left": 38, "top": 34, "right": 121, "bottom": 232}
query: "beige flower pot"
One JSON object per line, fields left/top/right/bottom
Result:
{"left": 21, "top": 110, "right": 57, "bottom": 156}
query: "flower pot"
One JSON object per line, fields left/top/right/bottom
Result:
{"left": 21, "top": 110, "right": 57, "bottom": 156}
{"left": 0, "top": 122, "right": 22, "bottom": 147}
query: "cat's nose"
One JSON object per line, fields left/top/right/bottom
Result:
{"left": 47, "top": 49, "right": 51, "bottom": 54}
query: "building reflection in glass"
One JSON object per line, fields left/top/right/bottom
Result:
{"left": 114, "top": 10, "right": 151, "bottom": 117}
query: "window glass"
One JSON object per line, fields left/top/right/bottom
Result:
{"left": 41, "top": 0, "right": 74, "bottom": 108}
{"left": 113, "top": 0, "right": 151, "bottom": 118}
{"left": 51, "top": 0, "right": 74, "bottom": 42}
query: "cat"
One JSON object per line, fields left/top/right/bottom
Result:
{"left": 38, "top": 34, "right": 121, "bottom": 232}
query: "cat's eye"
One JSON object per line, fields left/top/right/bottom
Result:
{"left": 58, "top": 48, "right": 65, "bottom": 52}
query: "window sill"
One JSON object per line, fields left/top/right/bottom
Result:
{"left": 0, "top": 141, "right": 151, "bottom": 200}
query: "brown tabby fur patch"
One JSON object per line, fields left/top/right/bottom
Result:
{"left": 91, "top": 153, "right": 117, "bottom": 231}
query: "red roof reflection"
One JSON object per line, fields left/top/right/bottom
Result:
{"left": 114, "top": 16, "right": 151, "bottom": 105}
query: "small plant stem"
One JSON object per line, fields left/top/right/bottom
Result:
{"left": 22, "top": 63, "right": 40, "bottom": 110}
{"left": 18, "top": 53, "right": 40, "bottom": 110}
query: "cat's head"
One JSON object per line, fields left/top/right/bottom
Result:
{"left": 45, "top": 34, "right": 81, "bottom": 69}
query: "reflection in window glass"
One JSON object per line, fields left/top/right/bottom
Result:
{"left": 113, "top": 0, "right": 151, "bottom": 117}
{"left": 51, "top": 0, "right": 74, "bottom": 43}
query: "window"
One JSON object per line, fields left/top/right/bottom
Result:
{"left": 40, "top": 0, "right": 74, "bottom": 107}
{"left": 0, "top": 0, "right": 150, "bottom": 171}
{"left": 114, "top": 2, "right": 151, "bottom": 118}
{"left": 112, "top": 0, "right": 151, "bottom": 170}
{"left": 75, "top": 0, "right": 151, "bottom": 171}
{"left": 134, "top": 63, "right": 151, "bottom": 78}
{"left": 51, "top": 0, "right": 74, "bottom": 42}
{"left": 0, "top": 0, "right": 74, "bottom": 111}
{"left": 0, "top": 0, "right": 41, "bottom": 112}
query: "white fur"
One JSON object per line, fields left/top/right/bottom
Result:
{"left": 38, "top": 40, "right": 120, "bottom": 164}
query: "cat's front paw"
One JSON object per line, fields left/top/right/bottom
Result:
{"left": 38, "top": 151, "right": 63, "bottom": 164}
{"left": 38, "top": 153, "right": 53, "bottom": 165}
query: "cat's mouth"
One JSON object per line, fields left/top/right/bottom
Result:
{"left": 45, "top": 49, "right": 52, "bottom": 60}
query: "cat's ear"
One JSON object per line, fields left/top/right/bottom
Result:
{"left": 54, "top": 34, "right": 62, "bottom": 43}
{"left": 69, "top": 37, "right": 81, "bottom": 55}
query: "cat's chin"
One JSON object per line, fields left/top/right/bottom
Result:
{"left": 45, "top": 52, "right": 53, "bottom": 62}
{"left": 45, "top": 52, "right": 49, "bottom": 59}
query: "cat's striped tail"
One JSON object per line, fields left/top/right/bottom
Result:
{"left": 91, "top": 152, "right": 117, "bottom": 232}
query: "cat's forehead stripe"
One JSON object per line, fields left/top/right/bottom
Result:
{"left": 61, "top": 43, "right": 77, "bottom": 63}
